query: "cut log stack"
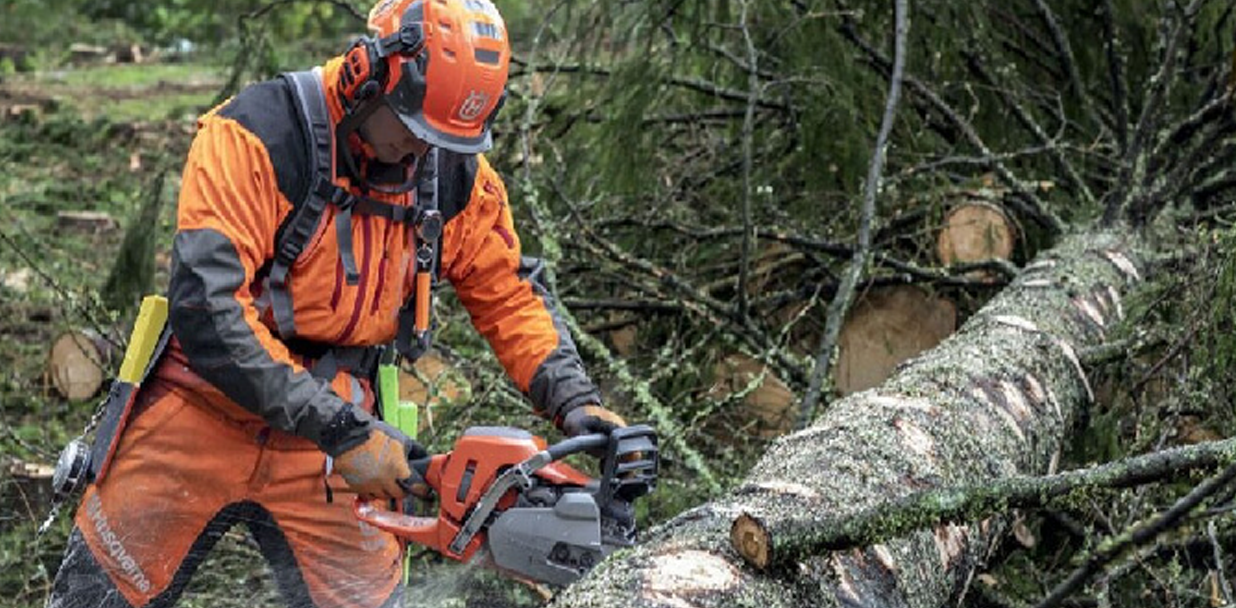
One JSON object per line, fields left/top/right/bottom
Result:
{"left": 550, "top": 230, "right": 1143, "bottom": 608}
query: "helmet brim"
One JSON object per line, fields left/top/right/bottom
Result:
{"left": 392, "top": 105, "right": 493, "bottom": 155}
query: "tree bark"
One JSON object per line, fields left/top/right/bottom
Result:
{"left": 552, "top": 229, "right": 1143, "bottom": 608}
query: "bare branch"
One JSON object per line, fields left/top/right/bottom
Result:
{"left": 840, "top": 15, "right": 1067, "bottom": 234}
{"left": 961, "top": 49, "right": 1098, "bottom": 207}
{"left": 797, "top": 0, "right": 910, "bottom": 430}
{"left": 737, "top": 0, "right": 760, "bottom": 320}
{"left": 1032, "top": 0, "right": 1107, "bottom": 132}
{"left": 1110, "top": 0, "right": 1212, "bottom": 224}
{"left": 1034, "top": 461, "right": 1236, "bottom": 608}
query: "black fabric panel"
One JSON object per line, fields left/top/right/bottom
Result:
{"left": 216, "top": 79, "right": 311, "bottom": 212}
{"left": 519, "top": 256, "right": 603, "bottom": 422}
{"left": 145, "top": 504, "right": 244, "bottom": 608}
{"left": 438, "top": 151, "right": 477, "bottom": 223}
{"left": 46, "top": 527, "right": 137, "bottom": 608}
{"left": 168, "top": 228, "right": 370, "bottom": 453}
{"left": 235, "top": 502, "right": 316, "bottom": 608}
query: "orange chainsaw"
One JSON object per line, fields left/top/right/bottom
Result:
{"left": 354, "top": 425, "right": 658, "bottom": 586}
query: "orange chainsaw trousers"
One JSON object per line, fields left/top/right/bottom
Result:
{"left": 50, "top": 377, "right": 403, "bottom": 608}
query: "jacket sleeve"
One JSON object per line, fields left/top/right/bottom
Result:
{"left": 444, "top": 156, "right": 602, "bottom": 424}
{"left": 168, "top": 115, "right": 371, "bottom": 454}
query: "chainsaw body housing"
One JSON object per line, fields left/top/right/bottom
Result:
{"left": 355, "top": 425, "right": 657, "bottom": 586}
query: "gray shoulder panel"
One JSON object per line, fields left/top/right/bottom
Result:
{"left": 519, "top": 256, "right": 603, "bottom": 423}
{"left": 168, "top": 228, "right": 372, "bottom": 451}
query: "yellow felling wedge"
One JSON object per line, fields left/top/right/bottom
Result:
{"left": 117, "top": 295, "right": 168, "bottom": 384}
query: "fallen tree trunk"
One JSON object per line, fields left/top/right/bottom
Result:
{"left": 553, "top": 229, "right": 1143, "bottom": 608}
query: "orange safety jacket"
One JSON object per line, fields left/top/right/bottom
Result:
{"left": 166, "top": 57, "right": 599, "bottom": 455}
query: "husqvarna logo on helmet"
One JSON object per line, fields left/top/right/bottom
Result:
{"left": 458, "top": 90, "right": 490, "bottom": 121}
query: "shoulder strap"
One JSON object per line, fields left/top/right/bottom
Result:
{"left": 269, "top": 69, "right": 335, "bottom": 340}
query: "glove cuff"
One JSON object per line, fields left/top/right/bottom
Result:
{"left": 319, "top": 405, "right": 373, "bottom": 457}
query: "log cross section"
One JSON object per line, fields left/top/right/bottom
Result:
{"left": 551, "top": 231, "right": 1142, "bottom": 608}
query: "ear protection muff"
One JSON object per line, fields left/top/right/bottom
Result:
{"left": 339, "top": 37, "right": 387, "bottom": 112}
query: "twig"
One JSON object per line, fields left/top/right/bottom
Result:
{"left": 562, "top": 298, "right": 683, "bottom": 313}
{"left": 737, "top": 0, "right": 760, "bottom": 320}
{"left": 1210, "top": 520, "right": 1235, "bottom": 606}
{"left": 508, "top": 58, "right": 792, "bottom": 112}
{"left": 1034, "top": 460, "right": 1236, "bottom": 608}
{"left": 796, "top": 0, "right": 909, "bottom": 430}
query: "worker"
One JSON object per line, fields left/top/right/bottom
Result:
{"left": 45, "top": 0, "right": 627, "bottom": 606}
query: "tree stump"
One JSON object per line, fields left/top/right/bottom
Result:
{"left": 46, "top": 330, "right": 116, "bottom": 401}
{"left": 56, "top": 211, "right": 117, "bottom": 234}
{"left": 1, "top": 459, "right": 54, "bottom": 530}
{"left": 835, "top": 285, "right": 957, "bottom": 394}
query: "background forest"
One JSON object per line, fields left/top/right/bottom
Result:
{"left": 2, "top": 0, "right": 1236, "bottom": 607}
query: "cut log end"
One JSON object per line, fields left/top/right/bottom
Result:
{"left": 46, "top": 330, "right": 114, "bottom": 401}
{"left": 731, "top": 512, "right": 773, "bottom": 570}
{"left": 935, "top": 202, "right": 1016, "bottom": 270}
{"left": 836, "top": 286, "right": 957, "bottom": 394}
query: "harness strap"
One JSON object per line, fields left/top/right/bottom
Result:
{"left": 396, "top": 148, "right": 441, "bottom": 361}
{"left": 273, "top": 70, "right": 336, "bottom": 340}
{"left": 336, "top": 206, "right": 361, "bottom": 285}
{"left": 277, "top": 70, "right": 445, "bottom": 362}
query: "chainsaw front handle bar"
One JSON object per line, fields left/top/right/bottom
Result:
{"left": 546, "top": 433, "right": 609, "bottom": 461}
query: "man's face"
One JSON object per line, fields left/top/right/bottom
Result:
{"left": 358, "top": 104, "right": 430, "bottom": 164}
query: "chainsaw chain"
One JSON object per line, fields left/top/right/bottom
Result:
{"left": 36, "top": 395, "right": 109, "bottom": 537}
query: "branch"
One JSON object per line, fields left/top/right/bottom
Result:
{"left": 840, "top": 15, "right": 1066, "bottom": 235}
{"left": 1101, "top": 0, "right": 1130, "bottom": 153}
{"left": 508, "top": 58, "right": 792, "bottom": 112}
{"left": 796, "top": 0, "right": 910, "bottom": 430}
{"left": 1109, "top": 0, "right": 1211, "bottom": 224}
{"left": 961, "top": 49, "right": 1098, "bottom": 208}
{"left": 1032, "top": 0, "right": 1107, "bottom": 132}
{"left": 1034, "top": 460, "right": 1236, "bottom": 608}
{"left": 737, "top": 0, "right": 760, "bottom": 320}
{"left": 730, "top": 436, "right": 1236, "bottom": 570}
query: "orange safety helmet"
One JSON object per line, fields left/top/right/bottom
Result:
{"left": 340, "top": 0, "right": 511, "bottom": 156}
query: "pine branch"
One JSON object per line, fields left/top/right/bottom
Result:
{"left": 1034, "top": 460, "right": 1236, "bottom": 608}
